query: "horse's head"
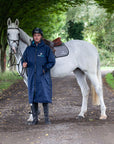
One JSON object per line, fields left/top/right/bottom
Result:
{"left": 7, "top": 18, "right": 20, "bottom": 54}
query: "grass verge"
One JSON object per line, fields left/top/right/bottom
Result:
{"left": 105, "top": 73, "right": 114, "bottom": 90}
{"left": 0, "top": 71, "right": 23, "bottom": 94}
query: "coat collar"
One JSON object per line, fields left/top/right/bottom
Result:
{"left": 31, "top": 39, "right": 45, "bottom": 47}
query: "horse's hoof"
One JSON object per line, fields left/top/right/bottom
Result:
{"left": 99, "top": 115, "right": 107, "bottom": 120}
{"left": 77, "top": 116, "right": 84, "bottom": 120}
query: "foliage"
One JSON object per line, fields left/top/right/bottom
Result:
{"left": 0, "top": 0, "right": 113, "bottom": 72}
{"left": 0, "top": 0, "right": 83, "bottom": 38}
{"left": 66, "top": 0, "right": 114, "bottom": 66}
{"left": 98, "top": 49, "right": 114, "bottom": 67}
{"left": 0, "top": 0, "right": 84, "bottom": 72}
{"left": 66, "top": 1, "right": 114, "bottom": 51}
{"left": 105, "top": 73, "right": 114, "bottom": 90}
{"left": 67, "top": 20, "right": 84, "bottom": 40}
{"left": 94, "top": 0, "right": 114, "bottom": 13}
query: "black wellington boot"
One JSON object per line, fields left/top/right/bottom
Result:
{"left": 29, "top": 105, "right": 40, "bottom": 115}
{"left": 28, "top": 102, "right": 38, "bottom": 125}
{"left": 43, "top": 103, "right": 51, "bottom": 124}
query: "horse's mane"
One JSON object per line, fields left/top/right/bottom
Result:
{"left": 19, "top": 28, "right": 32, "bottom": 46}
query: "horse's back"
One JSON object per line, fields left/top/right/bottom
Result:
{"left": 64, "top": 40, "right": 99, "bottom": 73}
{"left": 65, "top": 40, "right": 98, "bottom": 54}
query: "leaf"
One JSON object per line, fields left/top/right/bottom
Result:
{"left": 89, "top": 118, "right": 94, "bottom": 121}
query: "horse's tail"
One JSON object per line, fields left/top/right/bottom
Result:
{"left": 91, "top": 55, "right": 102, "bottom": 105}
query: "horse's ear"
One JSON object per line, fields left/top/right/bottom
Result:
{"left": 15, "top": 19, "right": 19, "bottom": 26}
{"left": 7, "top": 18, "right": 12, "bottom": 26}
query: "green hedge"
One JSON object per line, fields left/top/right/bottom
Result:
{"left": 105, "top": 73, "right": 114, "bottom": 90}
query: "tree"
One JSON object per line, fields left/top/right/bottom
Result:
{"left": 94, "top": 0, "right": 114, "bottom": 13}
{"left": 66, "top": 0, "right": 114, "bottom": 50}
{"left": 67, "top": 21, "right": 84, "bottom": 40}
{"left": 66, "top": 0, "right": 114, "bottom": 66}
{"left": 1, "top": 0, "right": 113, "bottom": 72}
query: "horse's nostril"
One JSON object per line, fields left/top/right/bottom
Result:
{"left": 12, "top": 47, "right": 16, "bottom": 53}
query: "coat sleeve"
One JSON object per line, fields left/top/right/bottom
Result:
{"left": 42, "top": 46, "right": 56, "bottom": 72}
{"left": 21, "top": 47, "right": 28, "bottom": 66}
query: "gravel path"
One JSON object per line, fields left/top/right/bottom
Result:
{"left": 0, "top": 71, "right": 114, "bottom": 144}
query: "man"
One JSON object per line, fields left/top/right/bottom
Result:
{"left": 21, "top": 28, "right": 56, "bottom": 125}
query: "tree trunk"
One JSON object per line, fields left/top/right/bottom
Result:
{"left": 1, "top": 48, "right": 6, "bottom": 72}
{"left": 0, "top": 28, "right": 7, "bottom": 73}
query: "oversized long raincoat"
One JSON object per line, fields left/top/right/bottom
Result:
{"left": 21, "top": 39, "right": 55, "bottom": 103}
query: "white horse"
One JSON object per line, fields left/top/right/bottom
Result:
{"left": 7, "top": 18, "right": 107, "bottom": 120}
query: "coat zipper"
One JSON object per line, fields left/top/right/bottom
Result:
{"left": 33, "top": 46, "right": 37, "bottom": 101}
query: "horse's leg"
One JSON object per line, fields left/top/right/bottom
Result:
{"left": 73, "top": 69, "right": 90, "bottom": 118}
{"left": 87, "top": 72, "right": 107, "bottom": 119}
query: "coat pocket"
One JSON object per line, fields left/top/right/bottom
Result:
{"left": 43, "top": 74, "right": 51, "bottom": 85}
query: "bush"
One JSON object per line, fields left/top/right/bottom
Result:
{"left": 98, "top": 49, "right": 114, "bottom": 67}
{"left": 105, "top": 73, "right": 114, "bottom": 90}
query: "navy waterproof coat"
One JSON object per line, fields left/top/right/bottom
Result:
{"left": 21, "top": 39, "right": 56, "bottom": 104}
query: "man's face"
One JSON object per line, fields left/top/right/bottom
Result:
{"left": 33, "top": 33, "right": 42, "bottom": 43}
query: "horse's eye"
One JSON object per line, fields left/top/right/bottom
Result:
{"left": 7, "top": 33, "right": 9, "bottom": 36}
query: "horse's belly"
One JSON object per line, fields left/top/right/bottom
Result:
{"left": 50, "top": 55, "right": 76, "bottom": 77}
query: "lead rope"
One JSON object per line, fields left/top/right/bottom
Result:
{"left": 7, "top": 51, "right": 20, "bottom": 77}
{"left": 7, "top": 48, "right": 27, "bottom": 79}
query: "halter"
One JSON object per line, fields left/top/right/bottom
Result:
{"left": 7, "top": 27, "right": 20, "bottom": 47}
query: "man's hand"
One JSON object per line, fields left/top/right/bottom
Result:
{"left": 43, "top": 69, "right": 45, "bottom": 74}
{"left": 23, "top": 62, "right": 27, "bottom": 68}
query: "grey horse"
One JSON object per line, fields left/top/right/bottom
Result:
{"left": 7, "top": 18, "right": 107, "bottom": 121}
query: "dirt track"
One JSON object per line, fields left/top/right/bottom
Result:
{"left": 0, "top": 73, "right": 114, "bottom": 144}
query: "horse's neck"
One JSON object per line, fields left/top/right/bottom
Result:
{"left": 15, "top": 28, "right": 33, "bottom": 63}
{"left": 15, "top": 39, "right": 28, "bottom": 63}
{"left": 19, "top": 28, "right": 32, "bottom": 46}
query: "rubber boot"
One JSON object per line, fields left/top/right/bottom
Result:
{"left": 43, "top": 103, "right": 51, "bottom": 124}
{"left": 29, "top": 105, "right": 40, "bottom": 115}
{"left": 28, "top": 102, "right": 38, "bottom": 125}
